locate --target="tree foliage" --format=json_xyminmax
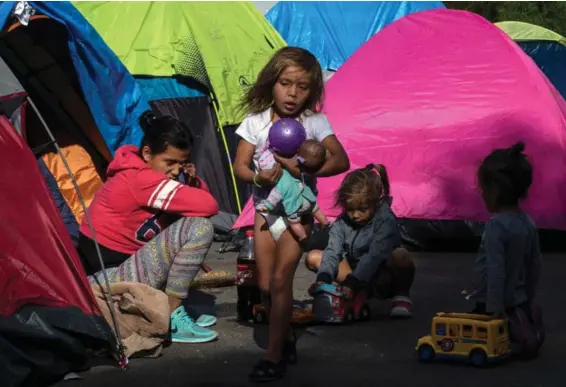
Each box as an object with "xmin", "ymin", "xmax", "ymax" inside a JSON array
[{"xmin": 444, "ymin": 1, "xmax": 566, "ymax": 36}]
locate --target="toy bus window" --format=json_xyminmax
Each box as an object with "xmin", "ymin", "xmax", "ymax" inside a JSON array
[
  {"xmin": 462, "ymin": 325, "xmax": 473, "ymax": 338},
  {"xmin": 476, "ymin": 326, "xmax": 488, "ymax": 339},
  {"xmin": 435, "ymin": 323, "xmax": 446, "ymax": 336},
  {"xmin": 449, "ymin": 324, "xmax": 459, "ymax": 337},
  {"xmin": 498, "ymin": 325, "xmax": 506, "ymax": 336}
]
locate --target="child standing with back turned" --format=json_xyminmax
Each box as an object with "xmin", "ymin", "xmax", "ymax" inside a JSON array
[
  {"xmin": 233, "ymin": 46, "xmax": 350, "ymax": 382},
  {"xmin": 470, "ymin": 141, "xmax": 543, "ymax": 356}
]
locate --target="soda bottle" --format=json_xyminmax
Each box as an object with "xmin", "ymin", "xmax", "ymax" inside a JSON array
[{"xmin": 236, "ymin": 230, "xmax": 262, "ymax": 321}]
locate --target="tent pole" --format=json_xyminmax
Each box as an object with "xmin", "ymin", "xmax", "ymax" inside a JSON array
[
  {"xmin": 26, "ymin": 96, "xmax": 127, "ymax": 367},
  {"xmin": 209, "ymin": 93, "xmax": 242, "ymax": 213}
]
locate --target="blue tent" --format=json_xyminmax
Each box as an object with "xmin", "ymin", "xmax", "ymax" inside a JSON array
[
  {"xmin": 266, "ymin": 1, "xmax": 445, "ymax": 71},
  {"xmin": 0, "ymin": 1, "xmax": 149, "ymax": 153},
  {"xmin": 497, "ymin": 21, "xmax": 566, "ymax": 101}
]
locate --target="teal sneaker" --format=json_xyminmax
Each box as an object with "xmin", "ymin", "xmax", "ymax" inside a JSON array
[
  {"xmin": 195, "ymin": 314, "xmax": 217, "ymax": 328},
  {"xmin": 170, "ymin": 307, "xmax": 218, "ymax": 343}
]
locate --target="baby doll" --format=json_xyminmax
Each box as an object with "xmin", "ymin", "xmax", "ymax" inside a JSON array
[{"xmin": 256, "ymin": 139, "xmax": 329, "ymax": 242}]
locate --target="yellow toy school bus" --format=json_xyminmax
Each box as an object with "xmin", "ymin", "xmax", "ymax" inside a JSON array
[{"xmin": 416, "ymin": 312, "xmax": 510, "ymax": 366}]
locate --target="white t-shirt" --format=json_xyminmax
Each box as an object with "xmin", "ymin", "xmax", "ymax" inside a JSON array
[{"xmin": 235, "ymin": 108, "xmax": 335, "ymax": 203}]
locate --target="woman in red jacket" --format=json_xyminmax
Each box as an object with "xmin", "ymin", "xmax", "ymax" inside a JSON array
[{"xmin": 78, "ymin": 112, "xmax": 220, "ymax": 344}]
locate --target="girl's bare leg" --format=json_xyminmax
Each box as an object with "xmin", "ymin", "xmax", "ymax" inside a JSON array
[
  {"xmin": 254, "ymin": 213, "xmax": 277, "ymax": 306},
  {"xmin": 305, "ymin": 250, "xmax": 352, "ymax": 282},
  {"xmin": 265, "ymin": 218, "xmax": 312, "ymax": 363}
]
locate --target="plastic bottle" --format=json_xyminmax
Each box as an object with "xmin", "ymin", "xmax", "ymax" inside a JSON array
[{"xmin": 236, "ymin": 230, "xmax": 261, "ymax": 321}]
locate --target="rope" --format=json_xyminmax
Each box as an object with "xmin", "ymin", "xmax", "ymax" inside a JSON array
[{"xmin": 27, "ymin": 96, "xmax": 127, "ymax": 365}]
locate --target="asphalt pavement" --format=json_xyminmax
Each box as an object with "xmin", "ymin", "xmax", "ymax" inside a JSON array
[{"xmin": 54, "ymin": 244, "xmax": 564, "ymax": 387}]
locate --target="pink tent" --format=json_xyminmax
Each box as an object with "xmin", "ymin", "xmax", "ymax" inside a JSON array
[{"xmin": 233, "ymin": 9, "xmax": 566, "ymax": 231}]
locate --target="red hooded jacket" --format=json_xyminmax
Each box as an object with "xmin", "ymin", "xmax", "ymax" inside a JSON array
[{"xmin": 79, "ymin": 145, "xmax": 218, "ymax": 256}]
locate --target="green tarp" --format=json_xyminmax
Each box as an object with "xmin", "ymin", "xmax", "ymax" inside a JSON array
[{"xmin": 74, "ymin": 1, "xmax": 286, "ymax": 126}]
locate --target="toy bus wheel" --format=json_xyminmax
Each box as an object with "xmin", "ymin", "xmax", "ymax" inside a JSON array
[
  {"xmin": 254, "ymin": 310, "xmax": 268, "ymax": 324},
  {"xmin": 344, "ymin": 308, "xmax": 355, "ymax": 324},
  {"xmin": 418, "ymin": 344, "xmax": 435, "ymax": 362},
  {"xmin": 440, "ymin": 338, "xmax": 454, "ymax": 352},
  {"xmin": 469, "ymin": 349, "xmax": 487, "ymax": 367},
  {"xmin": 359, "ymin": 304, "xmax": 371, "ymax": 322}
]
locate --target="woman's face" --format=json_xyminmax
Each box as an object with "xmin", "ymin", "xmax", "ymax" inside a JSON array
[
  {"xmin": 272, "ymin": 65, "xmax": 311, "ymax": 117},
  {"xmin": 142, "ymin": 145, "xmax": 191, "ymax": 180}
]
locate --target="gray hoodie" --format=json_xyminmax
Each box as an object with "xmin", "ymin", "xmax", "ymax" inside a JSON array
[{"xmin": 316, "ymin": 201, "xmax": 401, "ymax": 290}]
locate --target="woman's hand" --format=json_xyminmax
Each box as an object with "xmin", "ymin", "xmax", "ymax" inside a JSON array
[
  {"xmin": 184, "ymin": 163, "xmax": 197, "ymax": 179},
  {"xmin": 256, "ymin": 163, "xmax": 282, "ymax": 186},
  {"xmin": 183, "ymin": 163, "xmax": 201, "ymax": 188}
]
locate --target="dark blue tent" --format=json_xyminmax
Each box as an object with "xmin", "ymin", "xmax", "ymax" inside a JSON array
[
  {"xmin": 0, "ymin": 1, "xmax": 149, "ymax": 153},
  {"xmin": 266, "ymin": 1, "xmax": 445, "ymax": 71},
  {"xmin": 497, "ymin": 21, "xmax": 566, "ymax": 100}
]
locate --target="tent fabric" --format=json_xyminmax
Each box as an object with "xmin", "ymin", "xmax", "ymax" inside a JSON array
[
  {"xmin": 37, "ymin": 157, "xmax": 80, "ymax": 245},
  {"xmin": 0, "ymin": 115, "xmax": 113, "ymax": 385},
  {"xmin": 74, "ymin": 1, "xmax": 286, "ymax": 127},
  {"xmin": 265, "ymin": 1, "xmax": 445, "ymax": 71},
  {"xmin": 0, "ymin": 1, "xmax": 150, "ymax": 154},
  {"xmin": 234, "ymin": 9, "xmax": 566, "ymax": 231},
  {"xmin": 496, "ymin": 21, "xmax": 566, "ymax": 45},
  {"xmin": 137, "ymin": 77, "xmax": 205, "ymax": 101},
  {"xmin": 41, "ymin": 144, "xmax": 104, "ymax": 225},
  {"xmin": 0, "ymin": 114, "xmax": 110, "ymax": 316},
  {"xmin": 497, "ymin": 21, "xmax": 566, "ymax": 100},
  {"xmin": 149, "ymin": 96, "xmax": 239, "ymax": 213}
]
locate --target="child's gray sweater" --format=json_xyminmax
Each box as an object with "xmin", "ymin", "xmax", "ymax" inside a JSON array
[
  {"xmin": 473, "ymin": 211, "xmax": 541, "ymax": 313},
  {"xmin": 316, "ymin": 202, "xmax": 401, "ymax": 291}
]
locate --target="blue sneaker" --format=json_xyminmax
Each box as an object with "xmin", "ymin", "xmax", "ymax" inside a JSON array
[
  {"xmin": 195, "ymin": 314, "xmax": 217, "ymax": 328},
  {"xmin": 170, "ymin": 307, "xmax": 218, "ymax": 343}
]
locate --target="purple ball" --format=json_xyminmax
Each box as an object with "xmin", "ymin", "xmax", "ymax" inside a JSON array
[{"xmin": 268, "ymin": 118, "xmax": 307, "ymax": 157}]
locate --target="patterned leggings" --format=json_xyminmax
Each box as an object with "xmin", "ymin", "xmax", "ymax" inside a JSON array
[{"xmin": 89, "ymin": 217, "xmax": 214, "ymax": 299}]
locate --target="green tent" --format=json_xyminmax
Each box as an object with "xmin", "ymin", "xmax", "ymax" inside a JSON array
[
  {"xmin": 496, "ymin": 21, "xmax": 566, "ymax": 100},
  {"xmin": 496, "ymin": 21, "xmax": 566, "ymax": 45},
  {"xmin": 75, "ymin": 1, "xmax": 286, "ymax": 214}
]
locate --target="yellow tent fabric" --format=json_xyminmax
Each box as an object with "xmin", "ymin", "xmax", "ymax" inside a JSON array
[
  {"xmin": 74, "ymin": 1, "xmax": 287, "ymax": 126},
  {"xmin": 496, "ymin": 21, "xmax": 566, "ymax": 46}
]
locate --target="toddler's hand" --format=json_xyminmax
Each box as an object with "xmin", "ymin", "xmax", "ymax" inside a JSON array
[
  {"xmin": 340, "ymin": 286, "xmax": 354, "ymax": 300},
  {"xmin": 308, "ymin": 281, "xmax": 326, "ymax": 296}
]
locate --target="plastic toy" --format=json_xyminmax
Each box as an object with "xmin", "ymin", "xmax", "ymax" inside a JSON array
[
  {"xmin": 416, "ymin": 312, "xmax": 510, "ymax": 367},
  {"xmin": 312, "ymin": 283, "xmax": 371, "ymax": 324},
  {"xmin": 268, "ymin": 118, "xmax": 307, "ymax": 157}
]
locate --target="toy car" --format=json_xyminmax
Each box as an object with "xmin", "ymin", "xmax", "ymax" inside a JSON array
[
  {"xmin": 415, "ymin": 312, "xmax": 510, "ymax": 367},
  {"xmin": 312, "ymin": 283, "xmax": 371, "ymax": 324}
]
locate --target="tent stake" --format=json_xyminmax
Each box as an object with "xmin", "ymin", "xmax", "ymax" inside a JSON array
[{"xmin": 26, "ymin": 96, "xmax": 127, "ymax": 367}]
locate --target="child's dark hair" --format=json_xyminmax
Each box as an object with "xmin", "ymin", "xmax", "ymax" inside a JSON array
[
  {"xmin": 239, "ymin": 47, "xmax": 324, "ymax": 115},
  {"xmin": 335, "ymin": 164, "xmax": 390, "ymax": 209},
  {"xmin": 139, "ymin": 111, "xmax": 194, "ymax": 154},
  {"xmin": 477, "ymin": 141, "xmax": 532, "ymax": 207}
]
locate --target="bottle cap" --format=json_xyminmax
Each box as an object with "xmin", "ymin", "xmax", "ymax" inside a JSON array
[{"xmin": 246, "ymin": 230, "xmax": 254, "ymax": 237}]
